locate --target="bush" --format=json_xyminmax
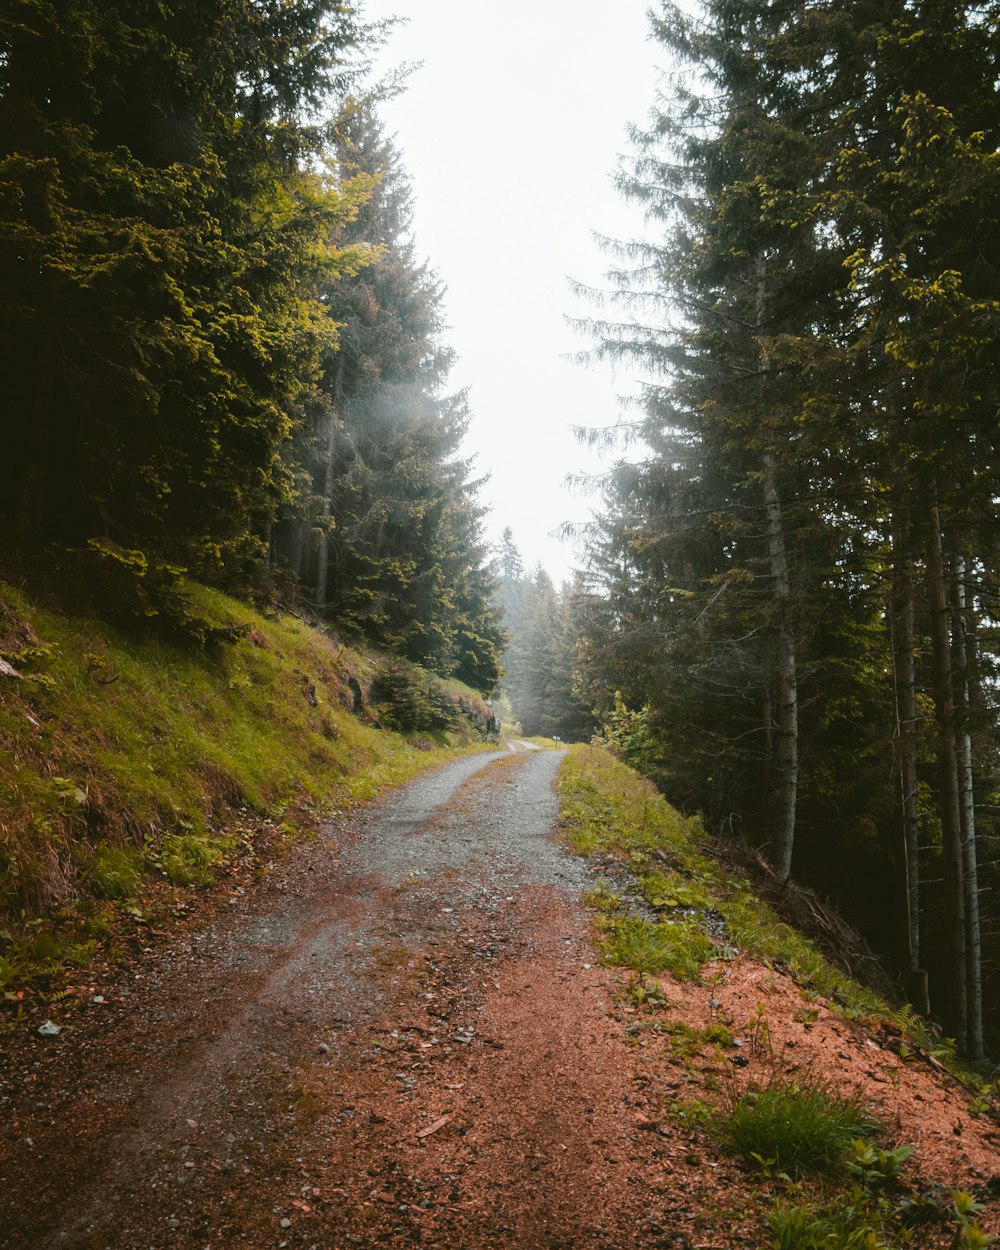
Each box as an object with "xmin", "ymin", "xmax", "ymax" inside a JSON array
[
  {"xmin": 157, "ymin": 832, "xmax": 228, "ymax": 888},
  {"xmin": 594, "ymin": 692, "xmax": 659, "ymax": 776},
  {"xmin": 90, "ymin": 843, "xmax": 143, "ymax": 900},
  {"xmin": 370, "ymin": 660, "xmax": 456, "ymax": 735}
]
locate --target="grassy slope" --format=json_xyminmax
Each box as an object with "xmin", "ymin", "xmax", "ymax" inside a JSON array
[
  {"xmin": 0, "ymin": 578, "xmax": 491, "ymax": 987},
  {"xmin": 557, "ymin": 744, "xmax": 999, "ymax": 1249},
  {"xmin": 558, "ymin": 744, "xmax": 895, "ymax": 1019}
]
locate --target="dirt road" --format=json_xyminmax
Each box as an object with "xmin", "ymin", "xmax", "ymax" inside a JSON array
[{"xmin": 2, "ymin": 749, "xmax": 679, "ymax": 1250}]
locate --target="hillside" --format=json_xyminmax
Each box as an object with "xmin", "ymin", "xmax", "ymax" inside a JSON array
[
  {"xmin": 0, "ymin": 570, "xmax": 495, "ymax": 996},
  {"xmin": 558, "ymin": 746, "xmax": 1000, "ymax": 1248}
]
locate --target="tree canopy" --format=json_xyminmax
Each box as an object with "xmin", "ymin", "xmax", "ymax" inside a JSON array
[
  {"xmin": 575, "ymin": 0, "xmax": 1000, "ymax": 1057},
  {"xmin": 0, "ymin": 0, "xmax": 503, "ymax": 691}
]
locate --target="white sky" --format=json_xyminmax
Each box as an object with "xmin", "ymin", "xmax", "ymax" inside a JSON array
[{"xmin": 360, "ymin": 1, "xmax": 663, "ymax": 584}]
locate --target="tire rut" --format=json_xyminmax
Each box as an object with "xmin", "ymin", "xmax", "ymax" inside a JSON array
[{"xmin": 1, "ymin": 745, "xmax": 632, "ymax": 1245}]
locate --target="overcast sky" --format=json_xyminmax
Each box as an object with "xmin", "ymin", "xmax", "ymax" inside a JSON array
[{"xmin": 360, "ymin": 1, "xmax": 663, "ymax": 584}]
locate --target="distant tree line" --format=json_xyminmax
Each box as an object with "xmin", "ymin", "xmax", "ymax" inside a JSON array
[
  {"xmin": 492, "ymin": 528, "xmax": 591, "ymax": 742},
  {"xmin": 573, "ymin": 0, "xmax": 1000, "ymax": 1059},
  {"xmin": 0, "ymin": 1, "xmax": 504, "ymax": 690}
]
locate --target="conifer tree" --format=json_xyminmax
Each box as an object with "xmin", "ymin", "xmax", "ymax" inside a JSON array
[
  {"xmin": 579, "ymin": 0, "xmax": 1000, "ymax": 1054},
  {"xmin": 273, "ymin": 100, "xmax": 505, "ymax": 690},
  {"xmin": 0, "ymin": 0, "xmax": 376, "ymax": 577}
]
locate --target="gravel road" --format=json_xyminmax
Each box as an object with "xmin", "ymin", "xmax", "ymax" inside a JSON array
[{"xmin": 1, "ymin": 748, "xmax": 677, "ymax": 1250}]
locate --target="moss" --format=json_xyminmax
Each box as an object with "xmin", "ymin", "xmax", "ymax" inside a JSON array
[
  {"xmin": 557, "ymin": 744, "xmax": 894, "ymax": 1023},
  {"xmin": 0, "ymin": 576, "xmax": 493, "ymax": 980}
]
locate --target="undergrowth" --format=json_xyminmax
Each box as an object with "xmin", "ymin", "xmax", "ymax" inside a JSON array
[
  {"xmin": 558, "ymin": 745, "xmax": 949, "ymax": 1043},
  {"xmin": 717, "ymin": 1075, "xmax": 880, "ymax": 1178},
  {"xmin": 557, "ymin": 744, "xmax": 999, "ymax": 1249}
]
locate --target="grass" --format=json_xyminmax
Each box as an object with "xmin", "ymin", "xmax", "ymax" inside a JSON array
[
  {"xmin": 558, "ymin": 744, "xmax": 895, "ymax": 1020},
  {"xmin": 717, "ymin": 1075, "xmax": 880, "ymax": 1178},
  {"xmin": 0, "ymin": 576, "xmax": 494, "ymax": 991},
  {"xmin": 601, "ymin": 912, "xmax": 712, "ymax": 981},
  {"xmin": 555, "ymin": 744, "xmax": 999, "ymax": 1248},
  {"xmin": 557, "ymin": 746, "xmax": 999, "ymax": 1104}
]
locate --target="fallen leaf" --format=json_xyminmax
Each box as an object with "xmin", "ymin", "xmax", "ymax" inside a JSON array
[
  {"xmin": 416, "ymin": 1113, "xmax": 455, "ymax": 1139},
  {"xmin": 291, "ymin": 1200, "xmax": 312, "ymax": 1213}
]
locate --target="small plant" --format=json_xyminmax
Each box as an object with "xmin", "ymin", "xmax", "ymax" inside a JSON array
[
  {"xmin": 746, "ymin": 1003, "xmax": 775, "ymax": 1064},
  {"xmin": 626, "ymin": 975, "xmax": 670, "ymax": 1010},
  {"xmin": 641, "ymin": 868, "xmax": 712, "ymax": 913},
  {"xmin": 155, "ymin": 831, "xmax": 229, "ymax": 887},
  {"xmin": 951, "ymin": 1190, "xmax": 998, "ymax": 1250},
  {"xmin": 668, "ymin": 1097, "xmax": 714, "ymax": 1130},
  {"xmin": 89, "ymin": 843, "xmax": 144, "ymax": 900},
  {"xmin": 704, "ymin": 1021, "xmax": 735, "ymax": 1047},
  {"xmin": 848, "ymin": 1139, "xmax": 915, "ymax": 1186},
  {"xmin": 602, "ymin": 913, "xmax": 711, "ymax": 981},
  {"xmin": 769, "ymin": 1195, "xmax": 889, "ymax": 1250},
  {"xmin": 717, "ymin": 1073, "xmax": 880, "ymax": 1178}
]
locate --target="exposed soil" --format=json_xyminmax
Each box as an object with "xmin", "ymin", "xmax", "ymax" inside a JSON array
[{"xmin": 2, "ymin": 748, "xmax": 997, "ymax": 1250}]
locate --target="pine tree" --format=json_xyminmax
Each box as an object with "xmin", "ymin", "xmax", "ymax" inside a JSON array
[
  {"xmin": 0, "ymin": 0, "xmax": 375, "ymax": 576},
  {"xmin": 273, "ymin": 100, "xmax": 505, "ymax": 690},
  {"xmin": 578, "ymin": 0, "xmax": 1000, "ymax": 1053}
]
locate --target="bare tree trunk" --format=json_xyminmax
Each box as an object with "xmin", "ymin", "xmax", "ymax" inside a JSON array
[
  {"xmin": 889, "ymin": 507, "xmax": 929, "ymax": 1015},
  {"xmin": 314, "ymin": 356, "xmax": 346, "ymax": 615},
  {"xmin": 762, "ymin": 451, "xmax": 797, "ymax": 882},
  {"xmin": 314, "ymin": 405, "xmax": 337, "ymax": 614},
  {"xmin": 950, "ymin": 553, "xmax": 983, "ymax": 1060},
  {"xmin": 754, "ymin": 263, "xmax": 798, "ymax": 882},
  {"xmin": 926, "ymin": 505, "xmax": 968, "ymax": 1050}
]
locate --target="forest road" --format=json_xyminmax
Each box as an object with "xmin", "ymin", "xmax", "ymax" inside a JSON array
[{"xmin": 2, "ymin": 749, "xmax": 682, "ymax": 1250}]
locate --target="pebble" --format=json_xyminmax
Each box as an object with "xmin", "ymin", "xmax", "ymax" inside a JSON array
[{"xmin": 280, "ymin": 1218, "xmax": 292, "ymax": 1229}]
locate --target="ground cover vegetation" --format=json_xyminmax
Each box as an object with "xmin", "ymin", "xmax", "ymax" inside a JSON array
[
  {"xmin": 551, "ymin": 0, "xmax": 1000, "ymax": 1061},
  {"xmin": 0, "ymin": 571, "xmax": 495, "ymax": 1000},
  {"xmin": 558, "ymin": 743, "xmax": 1000, "ymax": 1249}
]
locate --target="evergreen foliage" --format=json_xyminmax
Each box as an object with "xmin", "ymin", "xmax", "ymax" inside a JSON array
[
  {"xmin": 493, "ymin": 531, "xmax": 592, "ymax": 740},
  {"xmin": 271, "ymin": 103, "xmax": 505, "ymax": 690},
  {"xmin": 0, "ymin": 2, "xmax": 503, "ymax": 689},
  {"xmin": 576, "ymin": 0, "xmax": 1000, "ymax": 1058}
]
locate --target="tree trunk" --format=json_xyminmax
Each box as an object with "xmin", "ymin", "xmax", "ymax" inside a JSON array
[
  {"xmin": 762, "ymin": 451, "xmax": 798, "ymax": 882},
  {"xmin": 314, "ymin": 405, "xmax": 337, "ymax": 614},
  {"xmin": 925, "ymin": 505, "xmax": 968, "ymax": 1050},
  {"xmin": 888, "ymin": 507, "xmax": 929, "ymax": 1015},
  {"xmin": 949, "ymin": 552, "xmax": 983, "ymax": 1060},
  {"xmin": 314, "ymin": 356, "xmax": 346, "ymax": 615},
  {"xmin": 754, "ymin": 262, "xmax": 798, "ymax": 882}
]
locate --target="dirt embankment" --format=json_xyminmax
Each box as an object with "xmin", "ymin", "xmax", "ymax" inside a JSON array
[{"xmin": 2, "ymin": 748, "xmax": 997, "ymax": 1250}]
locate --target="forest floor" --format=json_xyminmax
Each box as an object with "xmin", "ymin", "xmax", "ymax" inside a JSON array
[{"xmin": 2, "ymin": 746, "xmax": 998, "ymax": 1250}]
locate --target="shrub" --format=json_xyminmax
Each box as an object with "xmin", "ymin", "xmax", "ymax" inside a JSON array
[
  {"xmin": 90, "ymin": 843, "xmax": 143, "ymax": 900},
  {"xmin": 157, "ymin": 832, "xmax": 228, "ymax": 888},
  {"xmin": 370, "ymin": 660, "xmax": 456, "ymax": 735}
]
